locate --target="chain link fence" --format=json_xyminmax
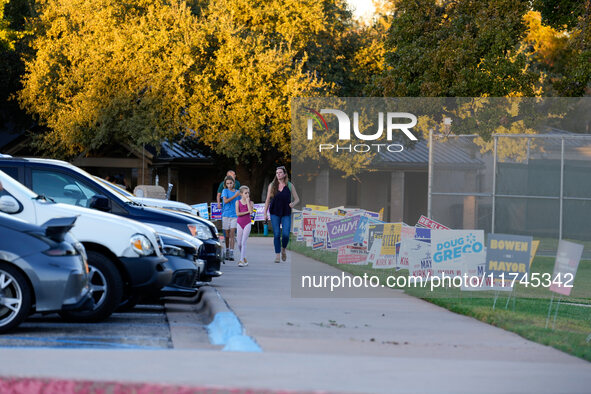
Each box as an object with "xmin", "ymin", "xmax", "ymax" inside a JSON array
[{"xmin": 429, "ymin": 133, "xmax": 591, "ymax": 259}]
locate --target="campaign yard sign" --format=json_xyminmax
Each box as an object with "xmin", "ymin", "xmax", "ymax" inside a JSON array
[
  {"xmin": 406, "ymin": 228, "xmax": 432, "ymax": 280},
  {"xmin": 297, "ymin": 230, "xmax": 304, "ymax": 242},
  {"xmin": 337, "ymin": 209, "xmax": 348, "ymax": 216},
  {"xmin": 345, "ymin": 209, "xmax": 366, "ymax": 217},
  {"xmin": 252, "ymin": 203, "xmax": 266, "ymax": 221},
  {"xmin": 381, "ymin": 223, "xmax": 402, "ymax": 256},
  {"xmin": 313, "ymin": 239, "xmax": 325, "ymax": 250},
  {"xmin": 366, "ymin": 237, "xmax": 395, "ymax": 269},
  {"xmin": 366, "ymin": 237, "xmax": 382, "ymax": 265},
  {"xmin": 193, "ymin": 203, "xmax": 209, "ymax": 220},
  {"xmin": 549, "ymin": 240, "xmax": 584, "ymax": 296},
  {"xmin": 302, "ymin": 213, "xmax": 316, "ymax": 240},
  {"xmin": 314, "ymin": 213, "xmax": 337, "ymax": 249},
  {"xmin": 364, "ymin": 210, "xmax": 380, "ymax": 220},
  {"xmin": 460, "ymin": 256, "xmax": 487, "ymax": 291},
  {"xmin": 249, "ymin": 207, "xmax": 256, "ymax": 225},
  {"xmin": 397, "ymin": 225, "xmax": 416, "ymax": 270},
  {"xmin": 368, "ymin": 223, "xmax": 384, "ymax": 252},
  {"xmin": 210, "ymin": 202, "xmax": 222, "ymax": 220},
  {"xmin": 353, "ymin": 216, "xmax": 369, "ymax": 247},
  {"xmin": 337, "ymin": 245, "xmax": 368, "ymax": 265},
  {"xmin": 415, "ymin": 227, "xmax": 431, "ymax": 242},
  {"xmin": 485, "ymin": 234, "xmax": 532, "ymax": 280},
  {"xmin": 292, "ymin": 211, "xmax": 303, "ymax": 235},
  {"xmin": 431, "ymin": 230, "xmax": 485, "ymax": 277},
  {"xmin": 326, "ymin": 215, "xmax": 361, "ymax": 248},
  {"xmin": 480, "ymin": 239, "xmax": 541, "ymax": 292},
  {"xmin": 305, "ymin": 204, "xmax": 329, "ymax": 211},
  {"xmin": 407, "ymin": 239, "xmax": 432, "ymax": 280},
  {"xmin": 416, "ymin": 215, "xmax": 450, "ymax": 230}
]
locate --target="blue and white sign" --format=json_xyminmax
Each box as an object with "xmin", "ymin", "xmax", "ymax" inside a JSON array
[
  {"xmin": 192, "ymin": 203, "xmax": 209, "ymax": 220},
  {"xmin": 431, "ymin": 230, "xmax": 485, "ymax": 277}
]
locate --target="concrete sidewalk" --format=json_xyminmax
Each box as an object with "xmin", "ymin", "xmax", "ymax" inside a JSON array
[
  {"xmin": 210, "ymin": 237, "xmax": 591, "ymax": 389},
  {"xmin": 1, "ymin": 237, "xmax": 590, "ymax": 393}
]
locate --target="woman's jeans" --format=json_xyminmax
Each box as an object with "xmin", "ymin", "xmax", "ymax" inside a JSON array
[{"xmin": 270, "ymin": 214, "xmax": 291, "ymax": 253}]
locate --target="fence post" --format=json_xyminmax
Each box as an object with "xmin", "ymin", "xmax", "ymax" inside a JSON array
[
  {"xmin": 559, "ymin": 137, "xmax": 564, "ymax": 241},
  {"xmin": 492, "ymin": 136, "xmax": 497, "ymax": 234},
  {"xmin": 428, "ymin": 129, "xmax": 433, "ymax": 218}
]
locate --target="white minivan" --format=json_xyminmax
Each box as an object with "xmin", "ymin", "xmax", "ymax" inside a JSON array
[{"xmin": 0, "ymin": 170, "xmax": 171, "ymax": 322}]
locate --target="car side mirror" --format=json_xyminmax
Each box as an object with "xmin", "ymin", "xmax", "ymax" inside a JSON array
[
  {"xmin": 89, "ymin": 195, "xmax": 111, "ymax": 212},
  {"xmin": 0, "ymin": 195, "xmax": 21, "ymax": 214},
  {"xmin": 63, "ymin": 184, "xmax": 83, "ymax": 200}
]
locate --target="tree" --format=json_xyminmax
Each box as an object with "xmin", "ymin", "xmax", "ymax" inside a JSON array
[
  {"xmin": 185, "ymin": 0, "xmax": 329, "ymax": 162},
  {"xmin": 0, "ymin": 0, "xmax": 20, "ymax": 51},
  {"xmin": 543, "ymin": 0, "xmax": 591, "ymax": 96},
  {"xmin": 378, "ymin": 0, "xmax": 540, "ymax": 97},
  {"xmin": 344, "ymin": 0, "xmax": 395, "ymax": 96},
  {"xmin": 0, "ymin": 0, "xmax": 28, "ymax": 128},
  {"xmin": 184, "ymin": 0, "xmax": 355, "ymax": 194},
  {"xmin": 19, "ymin": 0, "xmax": 204, "ymax": 156},
  {"xmin": 19, "ymin": 0, "xmax": 361, "ymax": 195}
]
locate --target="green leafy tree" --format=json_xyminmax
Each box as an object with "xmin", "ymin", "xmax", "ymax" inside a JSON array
[
  {"xmin": 1, "ymin": 0, "xmax": 25, "ymax": 114},
  {"xmin": 545, "ymin": 0, "xmax": 591, "ymax": 96},
  {"xmin": 378, "ymin": 0, "xmax": 540, "ymax": 97}
]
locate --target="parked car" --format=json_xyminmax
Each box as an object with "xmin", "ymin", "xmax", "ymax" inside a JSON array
[
  {"xmin": 0, "ymin": 157, "xmax": 222, "ymax": 282},
  {"xmin": 0, "ymin": 171, "xmax": 171, "ymax": 322},
  {"xmin": 0, "ymin": 213, "xmax": 93, "ymax": 333},
  {"xmin": 143, "ymin": 223, "xmax": 207, "ymax": 299},
  {"xmin": 94, "ymin": 177, "xmax": 198, "ymax": 215},
  {"xmin": 157, "ymin": 237, "xmax": 203, "ymax": 299}
]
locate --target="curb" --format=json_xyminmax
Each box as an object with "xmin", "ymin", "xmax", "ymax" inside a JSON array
[{"xmin": 197, "ymin": 286, "xmax": 262, "ymax": 352}]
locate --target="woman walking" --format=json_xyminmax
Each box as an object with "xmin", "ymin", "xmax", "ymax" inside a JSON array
[
  {"xmin": 264, "ymin": 166, "xmax": 300, "ymax": 263},
  {"xmin": 235, "ymin": 186, "xmax": 254, "ymax": 267}
]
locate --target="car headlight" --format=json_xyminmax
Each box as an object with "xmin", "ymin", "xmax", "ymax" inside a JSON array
[
  {"xmin": 163, "ymin": 245, "xmax": 186, "ymax": 257},
  {"xmin": 130, "ymin": 234, "xmax": 154, "ymax": 256},
  {"xmin": 187, "ymin": 222, "xmax": 212, "ymax": 239}
]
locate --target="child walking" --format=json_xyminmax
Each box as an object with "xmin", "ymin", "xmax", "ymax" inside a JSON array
[
  {"xmin": 235, "ymin": 185, "xmax": 254, "ymax": 267},
  {"xmin": 221, "ymin": 176, "xmax": 239, "ymax": 261}
]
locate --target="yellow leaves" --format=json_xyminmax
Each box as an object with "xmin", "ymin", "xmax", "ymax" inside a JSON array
[
  {"xmin": 183, "ymin": 0, "xmax": 336, "ymax": 162},
  {"xmin": 18, "ymin": 0, "xmax": 344, "ymax": 163},
  {"xmin": 19, "ymin": 0, "xmax": 205, "ymax": 156},
  {"xmin": 474, "ymin": 122, "xmax": 539, "ymax": 163},
  {"xmin": 522, "ymin": 10, "xmax": 569, "ymax": 68}
]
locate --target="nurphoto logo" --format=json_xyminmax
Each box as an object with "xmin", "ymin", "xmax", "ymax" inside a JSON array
[{"xmin": 304, "ymin": 107, "xmax": 418, "ymax": 153}]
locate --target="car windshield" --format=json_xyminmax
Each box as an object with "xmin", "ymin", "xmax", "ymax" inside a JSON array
[
  {"xmin": 0, "ymin": 170, "xmax": 41, "ymax": 200},
  {"xmin": 56, "ymin": 164, "xmax": 133, "ymax": 204}
]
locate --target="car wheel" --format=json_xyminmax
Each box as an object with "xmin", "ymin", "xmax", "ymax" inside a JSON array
[
  {"xmin": 60, "ymin": 251, "xmax": 123, "ymax": 322},
  {"xmin": 0, "ymin": 263, "xmax": 32, "ymax": 334}
]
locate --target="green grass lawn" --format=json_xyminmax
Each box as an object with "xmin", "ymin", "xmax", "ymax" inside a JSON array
[{"xmin": 288, "ymin": 239, "xmax": 591, "ymax": 362}]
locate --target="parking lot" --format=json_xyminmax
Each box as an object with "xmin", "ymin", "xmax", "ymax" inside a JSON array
[{"xmin": 0, "ymin": 300, "xmax": 213, "ymax": 350}]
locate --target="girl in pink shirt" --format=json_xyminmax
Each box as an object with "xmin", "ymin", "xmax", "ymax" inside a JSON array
[{"xmin": 235, "ymin": 186, "xmax": 254, "ymax": 267}]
